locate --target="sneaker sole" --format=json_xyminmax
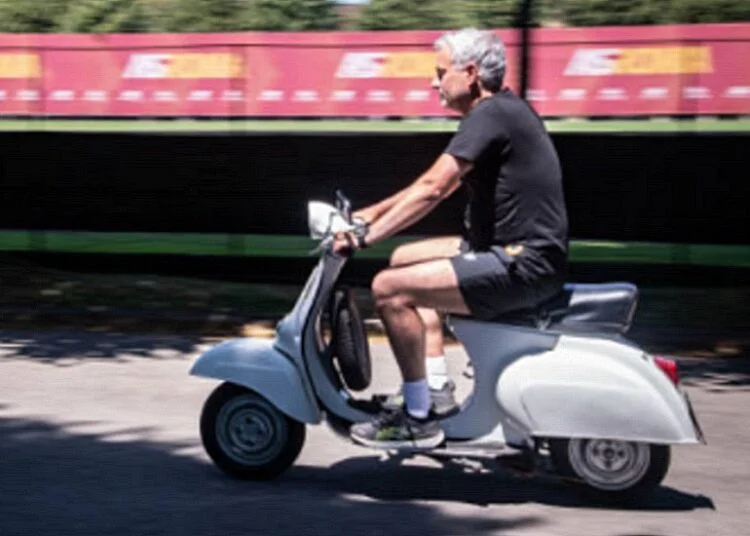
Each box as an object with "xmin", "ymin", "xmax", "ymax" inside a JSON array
[
  {"xmin": 432, "ymin": 405, "xmax": 460, "ymax": 420},
  {"xmin": 350, "ymin": 430, "xmax": 446, "ymax": 450}
]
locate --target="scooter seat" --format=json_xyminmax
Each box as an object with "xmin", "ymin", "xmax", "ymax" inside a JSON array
[{"xmin": 491, "ymin": 282, "xmax": 639, "ymax": 335}]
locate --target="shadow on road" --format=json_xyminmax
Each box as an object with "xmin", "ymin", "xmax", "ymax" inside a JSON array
[
  {"xmin": 0, "ymin": 330, "xmax": 206, "ymax": 364},
  {"xmin": 289, "ymin": 456, "xmax": 715, "ymax": 512},
  {"xmin": 0, "ymin": 414, "xmax": 541, "ymax": 536},
  {"xmin": 0, "ymin": 413, "xmax": 715, "ymax": 536}
]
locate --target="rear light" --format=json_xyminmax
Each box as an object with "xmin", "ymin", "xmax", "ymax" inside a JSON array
[{"xmin": 654, "ymin": 355, "xmax": 680, "ymax": 385}]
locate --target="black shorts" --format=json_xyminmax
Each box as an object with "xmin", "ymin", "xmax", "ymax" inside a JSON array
[{"xmin": 449, "ymin": 240, "xmax": 564, "ymax": 321}]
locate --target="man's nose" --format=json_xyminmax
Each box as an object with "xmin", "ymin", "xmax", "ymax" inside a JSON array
[{"xmin": 431, "ymin": 76, "xmax": 439, "ymax": 89}]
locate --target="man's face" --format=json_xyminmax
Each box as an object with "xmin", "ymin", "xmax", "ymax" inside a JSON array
[{"xmin": 431, "ymin": 46, "xmax": 475, "ymax": 113}]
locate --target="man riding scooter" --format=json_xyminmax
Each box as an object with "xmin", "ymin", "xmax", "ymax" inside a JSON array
[{"xmin": 332, "ymin": 27, "xmax": 569, "ymax": 450}]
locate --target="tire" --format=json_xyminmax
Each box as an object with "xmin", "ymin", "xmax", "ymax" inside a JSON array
[
  {"xmin": 331, "ymin": 287, "xmax": 371, "ymax": 391},
  {"xmin": 549, "ymin": 438, "xmax": 670, "ymax": 503},
  {"xmin": 200, "ymin": 382, "xmax": 305, "ymax": 480}
]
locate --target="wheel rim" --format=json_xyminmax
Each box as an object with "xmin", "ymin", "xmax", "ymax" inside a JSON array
[
  {"xmin": 216, "ymin": 394, "xmax": 288, "ymax": 466},
  {"xmin": 567, "ymin": 438, "xmax": 651, "ymax": 491}
]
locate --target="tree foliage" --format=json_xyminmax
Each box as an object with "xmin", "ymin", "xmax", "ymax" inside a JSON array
[
  {"xmin": 562, "ymin": 0, "xmax": 666, "ymax": 27},
  {"xmin": 554, "ymin": 0, "xmax": 750, "ymax": 26},
  {"xmin": 59, "ymin": 0, "xmax": 149, "ymax": 33},
  {"xmin": 244, "ymin": 0, "xmax": 339, "ymax": 31},
  {"xmin": 461, "ymin": 0, "xmax": 521, "ymax": 28},
  {"xmin": 0, "ymin": 0, "xmax": 748, "ymax": 33},
  {"xmin": 356, "ymin": 0, "xmax": 469, "ymax": 30},
  {"xmin": 163, "ymin": 0, "xmax": 249, "ymax": 32},
  {"xmin": 669, "ymin": 0, "xmax": 750, "ymax": 23},
  {"xmin": 0, "ymin": 0, "xmax": 72, "ymax": 33}
]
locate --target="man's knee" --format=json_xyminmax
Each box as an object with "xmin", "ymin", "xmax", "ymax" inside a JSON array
[{"xmin": 371, "ymin": 270, "xmax": 411, "ymax": 309}]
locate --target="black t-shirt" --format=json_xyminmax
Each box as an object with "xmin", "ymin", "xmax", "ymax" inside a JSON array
[{"xmin": 445, "ymin": 88, "xmax": 569, "ymax": 273}]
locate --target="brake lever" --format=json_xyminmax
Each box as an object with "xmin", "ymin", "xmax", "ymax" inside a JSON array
[{"xmin": 309, "ymin": 236, "xmax": 333, "ymax": 256}]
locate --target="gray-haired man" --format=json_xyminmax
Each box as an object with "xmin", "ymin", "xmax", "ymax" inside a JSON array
[{"xmin": 333, "ymin": 28, "xmax": 569, "ymax": 449}]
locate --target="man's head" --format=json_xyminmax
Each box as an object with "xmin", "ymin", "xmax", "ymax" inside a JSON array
[{"xmin": 432, "ymin": 28, "xmax": 506, "ymax": 114}]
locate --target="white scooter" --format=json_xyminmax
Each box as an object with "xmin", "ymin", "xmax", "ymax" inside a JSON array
[{"xmin": 190, "ymin": 191, "xmax": 705, "ymax": 502}]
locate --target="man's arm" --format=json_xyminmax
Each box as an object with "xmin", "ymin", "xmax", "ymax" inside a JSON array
[
  {"xmin": 363, "ymin": 153, "xmax": 471, "ymax": 245},
  {"xmin": 352, "ymin": 188, "xmax": 410, "ymax": 225}
]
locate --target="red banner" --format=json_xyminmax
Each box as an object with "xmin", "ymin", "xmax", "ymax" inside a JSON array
[{"xmin": 0, "ymin": 24, "xmax": 748, "ymax": 118}]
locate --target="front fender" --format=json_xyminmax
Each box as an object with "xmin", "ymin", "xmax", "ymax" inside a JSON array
[{"xmin": 190, "ymin": 337, "xmax": 321, "ymax": 424}]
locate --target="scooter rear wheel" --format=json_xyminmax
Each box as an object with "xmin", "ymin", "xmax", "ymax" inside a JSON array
[
  {"xmin": 549, "ymin": 438, "xmax": 670, "ymax": 503},
  {"xmin": 200, "ymin": 382, "xmax": 306, "ymax": 480}
]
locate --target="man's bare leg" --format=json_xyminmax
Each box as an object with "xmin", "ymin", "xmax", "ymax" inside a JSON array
[
  {"xmin": 370, "ymin": 259, "xmax": 470, "ymax": 418},
  {"xmin": 349, "ymin": 258, "xmax": 470, "ymax": 448},
  {"xmin": 389, "ymin": 237, "xmax": 461, "ymax": 388},
  {"xmin": 417, "ymin": 307, "xmax": 450, "ymax": 388}
]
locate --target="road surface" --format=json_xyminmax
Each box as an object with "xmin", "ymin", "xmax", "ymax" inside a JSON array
[{"xmin": 0, "ymin": 330, "xmax": 747, "ymax": 536}]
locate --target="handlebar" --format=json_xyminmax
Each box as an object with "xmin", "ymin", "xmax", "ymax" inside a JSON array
[
  {"xmin": 329, "ymin": 189, "xmax": 369, "ymax": 258},
  {"xmin": 334, "ymin": 189, "xmax": 352, "ymax": 223}
]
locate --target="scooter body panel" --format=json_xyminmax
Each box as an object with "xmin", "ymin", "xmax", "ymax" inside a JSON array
[
  {"xmin": 447, "ymin": 316, "xmax": 701, "ymax": 445},
  {"xmin": 190, "ymin": 337, "xmax": 322, "ymax": 424},
  {"xmin": 442, "ymin": 316, "xmax": 559, "ymax": 445},
  {"xmin": 496, "ymin": 334, "xmax": 702, "ymax": 444}
]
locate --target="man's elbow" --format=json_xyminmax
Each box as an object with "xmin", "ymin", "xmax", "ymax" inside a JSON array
[{"xmin": 417, "ymin": 176, "xmax": 457, "ymax": 203}]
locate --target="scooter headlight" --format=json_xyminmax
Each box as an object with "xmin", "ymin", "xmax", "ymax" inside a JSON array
[{"xmin": 308, "ymin": 201, "xmax": 352, "ymax": 239}]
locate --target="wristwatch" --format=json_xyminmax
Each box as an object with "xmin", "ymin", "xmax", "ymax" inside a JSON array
[
  {"xmin": 356, "ymin": 232, "xmax": 369, "ymax": 249},
  {"xmin": 352, "ymin": 217, "xmax": 369, "ymax": 249}
]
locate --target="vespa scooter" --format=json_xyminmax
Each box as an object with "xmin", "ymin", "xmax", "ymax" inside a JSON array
[{"xmin": 190, "ymin": 191, "xmax": 705, "ymax": 502}]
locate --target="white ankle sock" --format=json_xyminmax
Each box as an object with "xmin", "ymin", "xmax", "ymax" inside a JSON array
[
  {"xmin": 426, "ymin": 355, "xmax": 449, "ymax": 390},
  {"xmin": 403, "ymin": 379, "xmax": 430, "ymax": 419}
]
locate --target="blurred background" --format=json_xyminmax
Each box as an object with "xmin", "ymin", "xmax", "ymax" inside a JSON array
[
  {"xmin": 0, "ymin": 0, "xmax": 747, "ymax": 357},
  {"xmin": 0, "ymin": 0, "xmax": 749, "ymax": 33}
]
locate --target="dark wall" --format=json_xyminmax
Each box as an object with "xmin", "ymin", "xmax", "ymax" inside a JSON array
[{"xmin": 1, "ymin": 131, "xmax": 747, "ymax": 244}]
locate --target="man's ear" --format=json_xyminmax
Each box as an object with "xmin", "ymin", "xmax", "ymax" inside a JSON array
[{"xmin": 465, "ymin": 62, "xmax": 479, "ymax": 85}]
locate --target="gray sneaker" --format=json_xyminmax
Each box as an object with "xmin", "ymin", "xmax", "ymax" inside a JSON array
[
  {"xmin": 350, "ymin": 406, "xmax": 445, "ymax": 449},
  {"xmin": 380, "ymin": 380, "xmax": 459, "ymax": 419}
]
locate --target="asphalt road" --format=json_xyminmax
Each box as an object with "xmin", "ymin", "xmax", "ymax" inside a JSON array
[{"xmin": 0, "ymin": 330, "xmax": 747, "ymax": 536}]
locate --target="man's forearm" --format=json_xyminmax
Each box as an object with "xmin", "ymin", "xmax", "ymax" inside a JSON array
[
  {"xmin": 356, "ymin": 188, "xmax": 410, "ymax": 223},
  {"xmin": 357, "ymin": 153, "xmax": 465, "ymax": 240},
  {"xmin": 366, "ymin": 183, "xmax": 444, "ymax": 244}
]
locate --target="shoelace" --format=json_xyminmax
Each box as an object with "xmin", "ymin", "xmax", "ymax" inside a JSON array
[{"xmin": 371, "ymin": 407, "xmax": 404, "ymax": 428}]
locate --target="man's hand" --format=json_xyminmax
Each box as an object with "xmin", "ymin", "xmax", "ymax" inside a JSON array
[
  {"xmin": 352, "ymin": 210, "xmax": 375, "ymax": 226},
  {"xmin": 332, "ymin": 231, "xmax": 361, "ymax": 256}
]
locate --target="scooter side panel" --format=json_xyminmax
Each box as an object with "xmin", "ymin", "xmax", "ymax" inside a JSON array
[
  {"xmin": 443, "ymin": 317, "xmax": 559, "ymax": 445},
  {"xmin": 497, "ymin": 335, "xmax": 701, "ymax": 444},
  {"xmin": 190, "ymin": 337, "xmax": 322, "ymax": 424}
]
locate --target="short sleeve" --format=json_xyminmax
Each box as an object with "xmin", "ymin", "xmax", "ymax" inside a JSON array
[{"xmin": 444, "ymin": 103, "xmax": 504, "ymax": 163}]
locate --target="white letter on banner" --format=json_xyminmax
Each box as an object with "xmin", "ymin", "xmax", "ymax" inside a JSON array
[
  {"xmin": 122, "ymin": 54, "xmax": 170, "ymax": 79},
  {"xmin": 725, "ymin": 86, "xmax": 750, "ymax": 98},
  {"xmin": 259, "ymin": 90, "xmax": 284, "ymax": 101},
  {"xmin": 405, "ymin": 90, "xmax": 429, "ymax": 102},
  {"xmin": 640, "ymin": 87, "xmax": 668, "ymax": 100},
  {"xmin": 16, "ymin": 90, "xmax": 40, "ymax": 101},
  {"xmin": 50, "ymin": 90, "xmax": 75, "ymax": 101},
  {"xmin": 683, "ymin": 86, "xmax": 711, "ymax": 100},
  {"xmin": 84, "ymin": 90, "xmax": 107, "ymax": 102},
  {"xmin": 564, "ymin": 49, "xmax": 620, "ymax": 76},
  {"xmin": 335, "ymin": 53, "xmax": 387, "ymax": 79},
  {"xmin": 330, "ymin": 90, "xmax": 356, "ymax": 102}
]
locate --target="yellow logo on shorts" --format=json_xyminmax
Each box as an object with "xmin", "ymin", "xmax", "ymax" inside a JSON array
[{"xmin": 504, "ymin": 244, "xmax": 524, "ymax": 256}]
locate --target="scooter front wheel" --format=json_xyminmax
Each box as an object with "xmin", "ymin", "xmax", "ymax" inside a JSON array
[
  {"xmin": 548, "ymin": 438, "xmax": 670, "ymax": 503},
  {"xmin": 200, "ymin": 382, "xmax": 306, "ymax": 480}
]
